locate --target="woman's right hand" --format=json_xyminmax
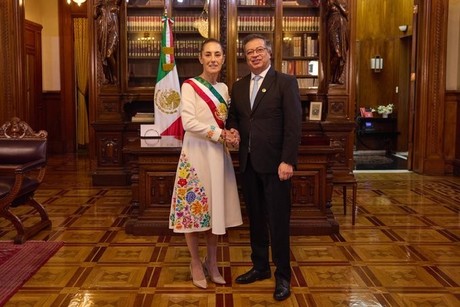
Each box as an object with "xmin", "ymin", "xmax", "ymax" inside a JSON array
[{"xmin": 225, "ymin": 128, "xmax": 240, "ymax": 147}]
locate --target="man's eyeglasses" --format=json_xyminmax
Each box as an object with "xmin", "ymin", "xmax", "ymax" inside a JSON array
[{"xmin": 245, "ymin": 47, "xmax": 267, "ymax": 57}]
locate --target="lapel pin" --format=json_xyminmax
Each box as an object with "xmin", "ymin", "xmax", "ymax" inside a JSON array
[{"xmin": 262, "ymin": 88, "xmax": 266, "ymax": 93}]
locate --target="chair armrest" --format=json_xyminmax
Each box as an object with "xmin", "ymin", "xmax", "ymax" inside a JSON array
[
  {"xmin": 15, "ymin": 159, "xmax": 47, "ymax": 173},
  {"xmin": 0, "ymin": 159, "xmax": 46, "ymax": 174}
]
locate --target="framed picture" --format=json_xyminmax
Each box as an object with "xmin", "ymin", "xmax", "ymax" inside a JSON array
[
  {"xmin": 360, "ymin": 107, "xmax": 374, "ymax": 118},
  {"xmin": 309, "ymin": 101, "xmax": 322, "ymax": 121}
]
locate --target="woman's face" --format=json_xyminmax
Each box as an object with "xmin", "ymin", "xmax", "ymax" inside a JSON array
[{"xmin": 199, "ymin": 41, "xmax": 225, "ymax": 75}]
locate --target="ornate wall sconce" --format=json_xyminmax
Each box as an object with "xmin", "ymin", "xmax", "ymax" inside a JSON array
[{"xmin": 370, "ymin": 56, "xmax": 383, "ymax": 73}]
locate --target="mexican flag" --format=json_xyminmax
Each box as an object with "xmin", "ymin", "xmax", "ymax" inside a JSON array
[{"xmin": 154, "ymin": 13, "xmax": 183, "ymax": 139}]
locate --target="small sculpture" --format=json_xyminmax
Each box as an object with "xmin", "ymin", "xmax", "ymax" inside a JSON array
[
  {"xmin": 326, "ymin": 0, "xmax": 349, "ymax": 85},
  {"xmin": 94, "ymin": 0, "xmax": 121, "ymax": 84}
]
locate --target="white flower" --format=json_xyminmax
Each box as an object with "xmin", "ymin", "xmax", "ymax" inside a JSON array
[{"xmin": 377, "ymin": 104, "xmax": 394, "ymax": 114}]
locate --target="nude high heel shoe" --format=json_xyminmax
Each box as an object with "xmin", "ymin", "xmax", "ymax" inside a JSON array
[
  {"xmin": 190, "ymin": 263, "xmax": 207, "ymax": 289},
  {"xmin": 203, "ymin": 257, "xmax": 226, "ymax": 285}
]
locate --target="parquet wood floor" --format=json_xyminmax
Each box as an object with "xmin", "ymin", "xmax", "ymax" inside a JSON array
[{"xmin": 1, "ymin": 154, "xmax": 459, "ymax": 306}]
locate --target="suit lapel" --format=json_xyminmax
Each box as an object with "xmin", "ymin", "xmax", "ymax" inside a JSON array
[{"xmin": 238, "ymin": 75, "xmax": 252, "ymax": 114}]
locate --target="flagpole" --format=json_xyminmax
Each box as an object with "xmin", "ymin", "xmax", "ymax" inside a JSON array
[{"xmin": 153, "ymin": 5, "xmax": 184, "ymax": 140}]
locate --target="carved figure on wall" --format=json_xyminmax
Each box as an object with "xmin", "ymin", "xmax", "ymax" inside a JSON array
[
  {"xmin": 94, "ymin": 0, "xmax": 121, "ymax": 84},
  {"xmin": 326, "ymin": 0, "xmax": 349, "ymax": 84}
]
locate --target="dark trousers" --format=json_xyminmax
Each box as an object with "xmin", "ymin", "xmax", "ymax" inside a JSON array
[{"xmin": 241, "ymin": 155, "xmax": 292, "ymax": 281}]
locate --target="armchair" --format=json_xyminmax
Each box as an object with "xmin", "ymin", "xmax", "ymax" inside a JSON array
[{"xmin": 0, "ymin": 117, "xmax": 51, "ymax": 243}]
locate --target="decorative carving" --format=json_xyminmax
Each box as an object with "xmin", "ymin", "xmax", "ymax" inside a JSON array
[
  {"xmin": 220, "ymin": 0, "xmax": 227, "ymax": 84},
  {"xmin": 94, "ymin": 0, "xmax": 121, "ymax": 85},
  {"xmin": 0, "ymin": 2, "xmax": 15, "ymax": 117},
  {"xmin": 330, "ymin": 136, "xmax": 347, "ymax": 164},
  {"xmin": 99, "ymin": 138, "xmax": 120, "ymax": 165},
  {"xmin": 326, "ymin": 0, "xmax": 349, "ymax": 85},
  {"xmin": 329, "ymin": 101, "xmax": 345, "ymax": 116},
  {"xmin": 103, "ymin": 101, "xmax": 118, "ymax": 113},
  {"xmin": 0, "ymin": 117, "xmax": 47, "ymax": 139},
  {"xmin": 429, "ymin": 1, "xmax": 443, "ymax": 146}
]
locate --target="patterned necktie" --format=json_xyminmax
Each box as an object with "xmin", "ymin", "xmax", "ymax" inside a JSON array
[{"xmin": 250, "ymin": 75, "xmax": 261, "ymax": 109}]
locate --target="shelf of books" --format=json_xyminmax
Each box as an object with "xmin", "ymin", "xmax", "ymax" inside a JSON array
[
  {"xmin": 236, "ymin": 0, "xmax": 276, "ymax": 79},
  {"xmin": 171, "ymin": 0, "xmax": 209, "ymax": 82},
  {"xmin": 125, "ymin": 1, "xmax": 164, "ymax": 90},
  {"xmin": 281, "ymin": 0, "xmax": 320, "ymax": 94}
]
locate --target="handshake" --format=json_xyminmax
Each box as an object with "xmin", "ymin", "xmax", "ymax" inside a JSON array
[{"xmin": 222, "ymin": 128, "xmax": 240, "ymax": 147}]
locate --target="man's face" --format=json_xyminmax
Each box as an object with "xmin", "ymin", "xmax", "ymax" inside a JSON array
[{"xmin": 244, "ymin": 38, "xmax": 271, "ymax": 75}]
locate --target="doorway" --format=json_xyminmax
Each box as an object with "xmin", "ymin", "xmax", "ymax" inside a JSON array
[{"xmin": 354, "ymin": 0, "xmax": 414, "ymax": 171}]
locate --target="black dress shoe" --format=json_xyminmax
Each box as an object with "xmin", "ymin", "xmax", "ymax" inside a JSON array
[
  {"xmin": 274, "ymin": 278, "xmax": 291, "ymax": 301},
  {"xmin": 235, "ymin": 268, "xmax": 271, "ymax": 284}
]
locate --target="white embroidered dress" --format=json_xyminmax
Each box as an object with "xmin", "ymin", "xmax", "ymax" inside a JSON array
[{"xmin": 169, "ymin": 78, "xmax": 242, "ymax": 235}]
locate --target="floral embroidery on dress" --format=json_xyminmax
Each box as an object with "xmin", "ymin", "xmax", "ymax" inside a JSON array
[
  {"xmin": 206, "ymin": 125, "xmax": 217, "ymax": 140},
  {"xmin": 170, "ymin": 152, "xmax": 210, "ymax": 231}
]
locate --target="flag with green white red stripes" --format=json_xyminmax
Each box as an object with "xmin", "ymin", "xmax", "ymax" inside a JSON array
[{"xmin": 154, "ymin": 12, "xmax": 183, "ymax": 139}]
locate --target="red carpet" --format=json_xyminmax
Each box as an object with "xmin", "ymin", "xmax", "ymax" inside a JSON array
[{"xmin": 0, "ymin": 241, "xmax": 63, "ymax": 305}]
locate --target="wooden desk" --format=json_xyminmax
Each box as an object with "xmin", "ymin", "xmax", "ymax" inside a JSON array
[{"xmin": 123, "ymin": 137, "xmax": 342, "ymax": 236}]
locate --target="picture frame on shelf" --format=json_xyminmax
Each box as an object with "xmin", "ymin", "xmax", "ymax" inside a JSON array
[
  {"xmin": 309, "ymin": 101, "xmax": 322, "ymax": 121},
  {"xmin": 360, "ymin": 107, "xmax": 374, "ymax": 118}
]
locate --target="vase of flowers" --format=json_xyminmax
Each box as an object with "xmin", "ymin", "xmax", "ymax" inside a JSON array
[{"xmin": 376, "ymin": 104, "xmax": 394, "ymax": 118}]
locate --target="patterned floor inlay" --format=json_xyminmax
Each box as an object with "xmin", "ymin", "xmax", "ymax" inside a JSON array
[{"xmin": 1, "ymin": 154, "xmax": 460, "ymax": 306}]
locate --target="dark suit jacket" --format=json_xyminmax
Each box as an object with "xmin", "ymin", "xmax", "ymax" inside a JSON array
[{"xmin": 227, "ymin": 67, "xmax": 302, "ymax": 173}]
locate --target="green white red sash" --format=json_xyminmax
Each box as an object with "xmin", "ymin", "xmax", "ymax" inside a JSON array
[{"xmin": 183, "ymin": 77, "xmax": 228, "ymax": 129}]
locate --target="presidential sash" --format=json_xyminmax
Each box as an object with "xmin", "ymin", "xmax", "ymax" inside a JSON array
[{"xmin": 183, "ymin": 77, "xmax": 228, "ymax": 129}]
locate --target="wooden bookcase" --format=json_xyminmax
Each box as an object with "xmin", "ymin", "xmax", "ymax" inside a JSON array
[
  {"xmin": 122, "ymin": 0, "xmax": 211, "ymax": 91},
  {"xmin": 91, "ymin": 0, "xmax": 214, "ymax": 185},
  {"xmin": 226, "ymin": 0, "xmax": 327, "ymax": 117},
  {"xmin": 124, "ymin": 2, "xmax": 163, "ymax": 90},
  {"xmin": 90, "ymin": 0, "xmax": 355, "ymax": 185},
  {"xmin": 225, "ymin": 0, "xmax": 355, "ymax": 175}
]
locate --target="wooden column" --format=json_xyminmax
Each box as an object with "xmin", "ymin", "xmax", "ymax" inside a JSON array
[
  {"xmin": 412, "ymin": 0, "xmax": 449, "ymax": 174},
  {"xmin": 448, "ymin": 90, "xmax": 460, "ymax": 175},
  {"xmin": 0, "ymin": 0, "xmax": 26, "ymax": 124}
]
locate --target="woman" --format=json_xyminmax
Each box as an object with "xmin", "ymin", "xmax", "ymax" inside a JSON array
[{"xmin": 169, "ymin": 38, "xmax": 242, "ymax": 289}]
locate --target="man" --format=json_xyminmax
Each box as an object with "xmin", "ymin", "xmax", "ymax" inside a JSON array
[{"xmin": 226, "ymin": 34, "xmax": 302, "ymax": 301}]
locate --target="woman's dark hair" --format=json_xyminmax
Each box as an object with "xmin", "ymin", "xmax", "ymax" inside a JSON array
[{"xmin": 200, "ymin": 38, "xmax": 224, "ymax": 53}]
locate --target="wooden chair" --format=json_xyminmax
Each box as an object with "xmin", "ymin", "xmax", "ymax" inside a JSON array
[
  {"xmin": 333, "ymin": 172, "xmax": 357, "ymax": 225},
  {"xmin": 0, "ymin": 117, "xmax": 51, "ymax": 243}
]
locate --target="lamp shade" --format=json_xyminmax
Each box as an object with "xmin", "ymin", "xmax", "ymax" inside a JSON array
[{"xmin": 67, "ymin": 0, "xmax": 86, "ymax": 5}]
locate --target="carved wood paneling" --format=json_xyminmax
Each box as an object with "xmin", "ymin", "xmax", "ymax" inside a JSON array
[
  {"xmin": 97, "ymin": 134, "xmax": 122, "ymax": 166},
  {"xmin": 326, "ymin": 94, "xmax": 349, "ymax": 119},
  {"xmin": 96, "ymin": 96, "xmax": 124, "ymax": 121},
  {"xmin": 452, "ymin": 90, "xmax": 460, "ymax": 175},
  {"xmin": 413, "ymin": 0, "xmax": 449, "ymax": 174},
  {"xmin": 42, "ymin": 91, "xmax": 65, "ymax": 154},
  {"xmin": 24, "ymin": 20, "xmax": 43, "ymax": 131},
  {"xmin": 219, "ymin": 0, "xmax": 227, "ymax": 84},
  {"xmin": 446, "ymin": 90, "xmax": 460, "ymax": 173},
  {"xmin": 0, "ymin": 0, "xmax": 25, "ymax": 124}
]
